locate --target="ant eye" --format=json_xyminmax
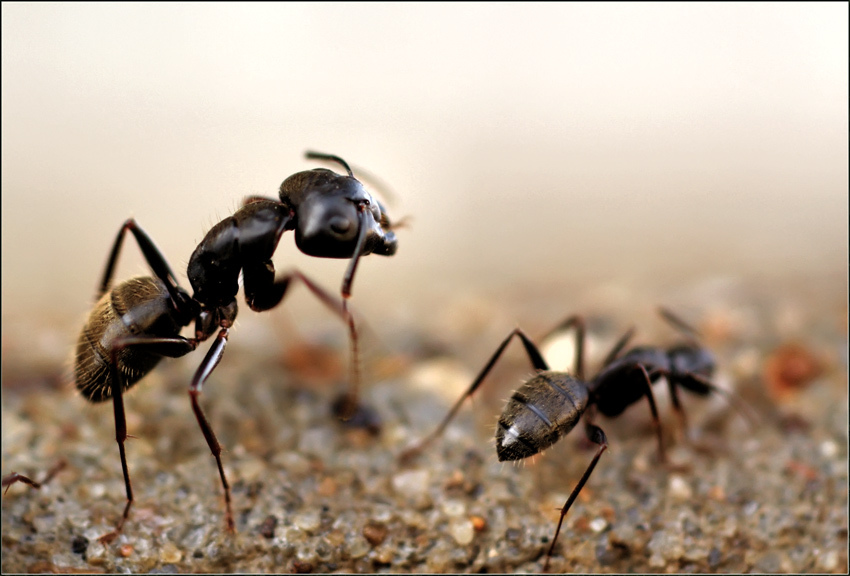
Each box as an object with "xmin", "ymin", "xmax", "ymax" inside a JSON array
[{"xmin": 329, "ymin": 216, "xmax": 352, "ymax": 235}]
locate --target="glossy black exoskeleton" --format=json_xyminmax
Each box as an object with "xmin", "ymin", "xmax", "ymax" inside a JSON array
[
  {"xmin": 401, "ymin": 309, "xmax": 751, "ymax": 571},
  {"xmin": 399, "ymin": 313, "xmax": 721, "ymax": 571},
  {"xmin": 74, "ymin": 152, "xmax": 399, "ymax": 543},
  {"xmin": 590, "ymin": 307, "xmax": 753, "ymax": 444}
]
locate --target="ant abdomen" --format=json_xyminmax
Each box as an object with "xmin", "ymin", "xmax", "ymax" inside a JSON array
[
  {"xmin": 75, "ymin": 276, "xmax": 182, "ymax": 403},
  {"xmin": 496, "ymin": 372, "xmax": 589, "ymax": 461}
]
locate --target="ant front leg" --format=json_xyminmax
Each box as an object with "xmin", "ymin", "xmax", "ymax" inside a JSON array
[
  {"xmin": 543, "ymin": 422, "xmax": 608, "ymax": 573},
  {"xmin": 99, "ymin": 336, "xmax": 197, "ymax": 545},
  {"xmin": 399, "ymin": 327, "xmax": 549, "ymax": 462},
  {"xmin": 187, "ymin": 328, "xmax": 236, "ymax": 533},
  {"xmin": 242, "ymin": 264, "xmax": 363, "ymax": 419},
  {"xmin": 672, "ymin": 372, "xmax": 760, "ymax": 432}
]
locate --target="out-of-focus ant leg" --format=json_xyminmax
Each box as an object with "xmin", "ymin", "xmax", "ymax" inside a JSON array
[
  {"xmin": 543, "ymin": 422, "xmax": 608, "ymax": 573},
  {"xmin": 600, "ymin": 328, "xmax": 636, "ymax": 367},
  {"xmin": 540, "ymin": 315, "xmax": 586, "ymax": 379},
  {"xmin": 631, "ymin": 364, "xmax": 666, "ymax": 462},
  {"xmin": 400, "ymin": 328, "xmax": 549, "ymax": 462}
]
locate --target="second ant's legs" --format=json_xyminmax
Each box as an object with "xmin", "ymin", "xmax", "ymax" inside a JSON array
[
  {"xmin": 632, "ymin": 364, "xmax": 666, "ymax": 462},
  {"xmin": 540, "ymin": 315, "xmax": 586, "ymax": 380},
  {"xmin": 400, "ymin": 327, "xmax": 549, "ymax": 462},
  {"xmin": 100, "ymin": 336, "xmax": 197, "ymax": 545},
  {"xmin": 543, "ymin": 422, "xmax": 608, "ymax": 573},
  {"xmin": 601, "ymin": 328, "xmax": 636, "ymax": 368},
  {"xmin": 665, "ymin": 375, "xmax": 691, "ymax": 441},
  {"xmin": 675, "ymin": 373, "xmax": 759, "ymax": 430}
]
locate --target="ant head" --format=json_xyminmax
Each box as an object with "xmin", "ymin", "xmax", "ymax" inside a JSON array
[
  {"xmin": 280, "ymin": 161, "xmax": 398, "ymax": 259},
  {"xmin": 667, "ymin": 344, "xmax": 715, "ymax": 378}
]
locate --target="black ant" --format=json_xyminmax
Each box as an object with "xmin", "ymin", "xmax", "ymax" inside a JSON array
[
  {"xmin": 401, "ymin": 309, "xmax": 747, "ymax": 572},
  {"xmin": 72, "ymin": 151, "xmax": 399, "ymax": 544}
]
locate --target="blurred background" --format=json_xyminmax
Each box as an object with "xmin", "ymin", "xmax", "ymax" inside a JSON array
[
  {"xmin": 2, "ymin": 3, "xmax": 847, "ymax": 356},
  {"xmin": 2, "ymin": 7, "xmax": 848, "ymax": 572}
]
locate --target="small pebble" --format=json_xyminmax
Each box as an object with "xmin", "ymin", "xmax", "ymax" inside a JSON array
[
  {"xmin": 362, "ymin": 521, "xmax": 388, "ymax": 547},
  {"xmin": 820, "ymin": 440, "xmax": 839, "ymax": 459},
  {"xmin": 668, "ymin": 474, "xmax": 693, "ymax": 502},
  {"xmin": 589, "ymin": 517, "xmax": 608, "ymax": 533},
  {"xmin": 818, "ymin": 549, "xmax": 839, "ymax": 571},
  {"xmin": 159, "ymin": 542, "xmax": 181, "ymax": 564},
  {"xmin": 391, "ymin": 469, "xmax": 430, "ymax": 499},
  {"xmin": 348, "ymin": 536, "xmax": 370, "ymax": 559},
  {"xmin": 294, "ymin": 510, "xmax": 321, "ymax": 532},
  {"xmin": 259, "ymin": 515, "xmax": 277, "ymax": 539},
  {"xmin": 85, "ymin": 542, "xmax": 106, "ymax": 566},
  {"xmin": 374, "ymin": 546, "xmax": 394, "ymax": 564},
  {"xmin": 272, "ymin": 451, "xmax": 311, "ymax": 476},
  {"xmin": 119, "ymin": 544, "xmax": 133, "ymax": 557},
  {"xmin": 70, "ymin": 536, "xmax": 88, "ymax": 556},
  {"xmin": 291, "ymin": 559, "xmax": 313, "ymax": 573},
  {"xmin": 708, "ymin": 485, "xmax": 726, "ymax": 501},
  {"xmin": 298, "ymin": 427, "xmax": 336, "ymax": 458},
  {"xmin": 449, "ymin": 518, "xmax": 475, "ymax": 545},
  {"xmin": 316, "ymin": 476, "xmax": 337, "ymax": 497},
  {"xmin": 441, "ymin": 499, "xmax": 466, "ymax": 518}
]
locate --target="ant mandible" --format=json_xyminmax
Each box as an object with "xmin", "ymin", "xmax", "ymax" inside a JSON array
[
  {"xmin": 400, "ymin": 310, "xmax": 743, "ymax": 572},
  {"xmin": 73, "ymin": 151, "xmax": 399, "ymax": 544}
]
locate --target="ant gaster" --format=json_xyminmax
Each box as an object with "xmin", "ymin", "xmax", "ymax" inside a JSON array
[
  {"xmin": 74, "ymin": 152, "xmax": 398, "ymax": 544},
  {"xmin": 401, "ymin": 310, "xmax": 743, "ymax": 572}
]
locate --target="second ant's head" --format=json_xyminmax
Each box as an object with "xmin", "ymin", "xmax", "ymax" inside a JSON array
[
  {"xmin": 667, "ymin": 344, "xmax": 715, "ymax": 378},
  {"xmin": 280, "ymin": 163, "xmax": 398, "ymax": 259}
]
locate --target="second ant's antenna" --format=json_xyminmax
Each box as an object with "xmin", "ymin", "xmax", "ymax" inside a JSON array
[{"xmin": 658, "ymin": 307, "xmax": 702, "ymax": 343}]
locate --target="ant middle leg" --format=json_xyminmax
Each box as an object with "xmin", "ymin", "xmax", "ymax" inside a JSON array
[
  {"xmin": 399, "ymin": 327, "xmax": 550, "ymax": 462},
  {"xmin": 543, "ymin": 422, "xmax": 608, "ymax": 573},
  {"xmin": 99, "ymin": 336, "xmax": 197, "ymax": 545},
  {"xmin": 187, "ymin": 328, "xmax": 235, "ymax": 533},
  {"xmin": 632, "ymin": 364, "xmax": 666, "ymax": 462}
]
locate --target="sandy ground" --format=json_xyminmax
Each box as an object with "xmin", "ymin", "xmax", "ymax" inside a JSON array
[{"xmin": 1, "ymin": 273, "xmax": 847, "ymax": 573}]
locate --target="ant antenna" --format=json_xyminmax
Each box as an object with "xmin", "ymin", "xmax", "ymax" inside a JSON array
[
  {"xmin": 658, "ymin": 307, "xmax": 702, "ymax": 344},
  {"xmin": 305, "ymin": 151, "xmax": 354, "ymax": 177},
  {"xmin": 305, "ymin": 150, "xmax": 402, "ymax": 208}
]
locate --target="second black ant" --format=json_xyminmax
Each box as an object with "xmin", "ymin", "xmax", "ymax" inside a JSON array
[{"xmin": 401, "ymin": 309, "xmax": 748, "ymax": 571}]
